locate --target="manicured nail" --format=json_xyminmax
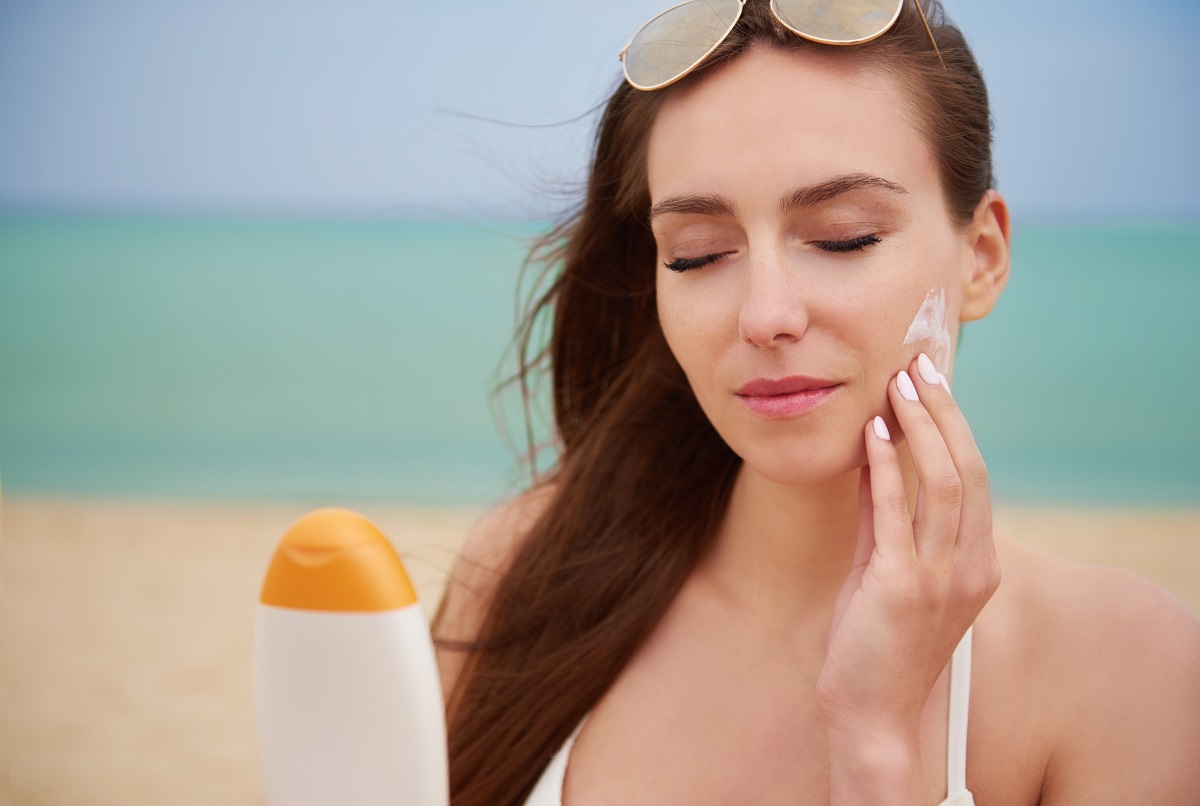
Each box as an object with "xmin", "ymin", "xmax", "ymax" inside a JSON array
[
  {"xmin": 938, "ymin": 372, "xmax": 952, "ymax": 394},
  {"xmin": 873, "ymin": 416, "xmax": 891, "ymax": 440},
  {"xmin": 917, "ymin": 353, "xmax": 940, "ymax": 385},
  {"xmin": 897, "ymin": 370, "xmax": 919, "ymax": 402}
]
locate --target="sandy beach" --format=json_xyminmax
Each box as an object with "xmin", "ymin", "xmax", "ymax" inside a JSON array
[{"xmin": 5, "ymin": 496, "xmax": 1198, "ymax": 806}]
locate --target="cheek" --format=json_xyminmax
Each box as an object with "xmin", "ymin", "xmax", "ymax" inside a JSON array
[
  {"xmin": 886, "ymin": 236, "xmax": 967, "ymax": 373},
  {"xmin": 655, "ymin": 275, "xmax": 687, "ymax": 364},
  {"xmin": 840, "ymin": 280, "xmax": 925, "ymax": 367},
  {"xmin": 899, "ymin": 287, "xmax": 954, "ymax": 371},
  {"xmin": 656, "ymin": 274, "xmax": 726, "ymax": 375}
]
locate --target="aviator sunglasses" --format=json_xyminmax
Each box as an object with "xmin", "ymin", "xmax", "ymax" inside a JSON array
[{"xmin": 620, "ymin": 0, "xmax": 938, "ymax": 91}]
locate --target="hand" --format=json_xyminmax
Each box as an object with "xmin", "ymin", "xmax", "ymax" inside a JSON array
[{"xmin": 817, "ymin": 353, "xmax": 1000, "ymax": 756}]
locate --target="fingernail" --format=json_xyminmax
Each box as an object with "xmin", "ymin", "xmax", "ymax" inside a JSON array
[
  {"xmin": 938, "ymin": 372, "xmax": 952, "ymax": 395},
  {"xmin": 917, "ymin": 353, "xmax": 940, "ymax": 385},
  {"xmin": 873, "ymin": 416, "xmax": 890, "ymax": 440},
  {"xmin": 897, "ymin": 370, "xmax": 919, "ymax": 402}
]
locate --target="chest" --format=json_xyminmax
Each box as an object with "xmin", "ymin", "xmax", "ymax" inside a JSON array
[
  {"xmin": 559, "ymin": 634, "xmax": 952, "ymax": 805},
  {"xmin": 551, "ymin": 588, "xmax": 1053, "ymax": 806}
]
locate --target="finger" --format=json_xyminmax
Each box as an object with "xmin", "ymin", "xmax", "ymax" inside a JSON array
[
  {"xmin": 908, "ymin": 353, "xmax": 993, "ymax": 557},
  {"xmin": 862, "ymin": 416, "xmax": 915, "ymax": 563},
  {"xmin": 889, "ymin": 367, "xmax": 961, "ymax": 559},
  {"xmin": 853, "ymin": 464, "xmax": 877, "ymax": 573}
]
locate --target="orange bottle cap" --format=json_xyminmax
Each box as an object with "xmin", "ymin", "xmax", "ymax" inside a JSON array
[{"xmin": 259, "ymin": 509, "xmax": 417, "ymax": 612}]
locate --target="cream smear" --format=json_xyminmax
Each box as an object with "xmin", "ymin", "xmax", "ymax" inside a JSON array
[{"xmin": 903, "ymin": 288, "xmax": 952, "ymax": 373}]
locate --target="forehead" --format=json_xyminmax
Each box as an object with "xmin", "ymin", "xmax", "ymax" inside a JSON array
[{"xmin": 646, "ymin": 44, "xmax": 938, "ymax": 205}]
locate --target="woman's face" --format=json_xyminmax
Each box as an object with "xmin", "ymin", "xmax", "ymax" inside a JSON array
[{"xmin": 650, "ymin": 45, "xmax": 985, "ymax": 486}]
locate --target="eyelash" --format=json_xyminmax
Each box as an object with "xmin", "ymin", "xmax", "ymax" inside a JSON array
[
  {"xmin": 662, "ymin": 235, "xmax": 881, "ymax": 273},
  {"xmin": 812, "ymin": 234, "xmax": 882, "ymax": 253},
  {"xmin": 663, "ymin": 254, "xmax": 723, "ymax": 272}
]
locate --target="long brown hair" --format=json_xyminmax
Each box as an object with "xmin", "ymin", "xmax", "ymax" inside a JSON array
[{"xmin": 435, "ymin": 2, "xmax": 995, "ymax": 803}]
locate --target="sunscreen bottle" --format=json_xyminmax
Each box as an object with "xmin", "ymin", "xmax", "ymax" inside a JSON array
[{"xmin": 254, "ymin": 509, "xmax": 449, "ymax": 806}]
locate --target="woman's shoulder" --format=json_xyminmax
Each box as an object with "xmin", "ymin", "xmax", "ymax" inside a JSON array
[
  {"xmin": 435, "ymin": 484, "xmax": 557, "ymax": 635},
  {"xmin": 989, "ymin": 530, "xmax": 1198, "ymax": 630},
  {"xmin": 988, "ymin": 532, "xmax": 1200, "ymax": 669},
  {"xmin": 978, "ymin": 532, "xmax": 1200, "ymax": 800},
  {"xmin": 432, "ymin": 485, "xmax": 557, "ymax": 705},
  {"xmin": 458, "ymin": 485, "xmax": 558, "ymax": 576}
]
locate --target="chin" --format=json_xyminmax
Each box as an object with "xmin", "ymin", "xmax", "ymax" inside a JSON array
[{"xmin": 729, "ymin": 430, "xmax": 867, "ymax": 488}]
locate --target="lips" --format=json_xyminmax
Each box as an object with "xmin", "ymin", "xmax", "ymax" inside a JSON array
[
  {"xmin": 735, "ymin": 376, "xmax": 841, "ymax": 418},
  {"xmin": 736, "ymin": 376, "xmax": 838, "ymax": 397}
]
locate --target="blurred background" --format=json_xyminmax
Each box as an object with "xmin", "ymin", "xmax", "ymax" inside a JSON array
[
  {"xmin": 2, "ymin": 0, "xmax": 1198, "ymax": 505},
  {"xmin": 2, "ymin": 1, "xmax": 1197, "ymax": 804}
]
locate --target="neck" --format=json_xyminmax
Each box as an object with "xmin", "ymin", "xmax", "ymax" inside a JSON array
[{"xmin": 701, "ymin": 444, "xmax": 919, "ymax": 622}]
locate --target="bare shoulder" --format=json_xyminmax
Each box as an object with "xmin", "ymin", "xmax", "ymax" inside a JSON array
[
  {"xmin": 990, "ymin": 532, "xmax": 1200, "ymax": 650},
  {"xmin": 433, "ymin": 483, "xmax": 557, "ymax": 639},
  {"xmin": 432, "ymin": 484, "xmax": 557, "ymax": 704},
  {"xmin": 981, "ymin": 533, "xmax": 1200, "ymax": 802}
]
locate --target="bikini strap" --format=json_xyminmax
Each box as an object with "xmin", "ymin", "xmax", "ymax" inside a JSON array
[{"xmin": 946, "ymin": 626, "xmax": 973, "ymax": 795}]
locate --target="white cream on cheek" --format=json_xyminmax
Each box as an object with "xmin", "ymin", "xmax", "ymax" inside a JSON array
[{"xmin": 902, "ymin": 287, "xmax": 952, "ymax": 374}]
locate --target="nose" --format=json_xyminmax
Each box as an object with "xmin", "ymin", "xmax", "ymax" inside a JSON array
[{"xmin": 737, "ymin": 248, "xmax": 809, "ymax": 347}]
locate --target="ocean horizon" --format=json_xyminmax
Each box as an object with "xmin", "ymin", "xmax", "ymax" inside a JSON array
[{"xmin": 2, "ymin": 213, "xmax": 1197, "ymax": 506}]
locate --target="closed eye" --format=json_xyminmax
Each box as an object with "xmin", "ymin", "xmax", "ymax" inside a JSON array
[
  {"xmin": 813, "ymin": 235, "xmax": 881, "ymax": 253},
  {"xmin": 663, "ymin": 253, "xmax": 726, "ymax": 272}
]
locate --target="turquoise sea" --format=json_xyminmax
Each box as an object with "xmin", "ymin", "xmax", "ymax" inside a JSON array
[{"xmin": 1, "ymin": 215, "xmax": 1197, "ymax": 506}]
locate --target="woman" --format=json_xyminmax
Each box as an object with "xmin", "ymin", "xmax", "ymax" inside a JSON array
[{"xmin": 434, "ymin": 1, "xmax": 1200, "ymax": 803}]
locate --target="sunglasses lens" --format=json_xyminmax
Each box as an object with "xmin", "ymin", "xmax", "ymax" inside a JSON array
[
  {"xmin": 771, "ymin": 0, "xmax": 903, "ymax": 44},
  {"xmin": 623, "ymin": 0, "xmax": 744, "ymax": 90}
]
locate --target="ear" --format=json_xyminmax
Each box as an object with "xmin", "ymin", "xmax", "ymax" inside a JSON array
[{"xmin": 959, "ymin": 190, "xmax": 1011, "ymax": 322}]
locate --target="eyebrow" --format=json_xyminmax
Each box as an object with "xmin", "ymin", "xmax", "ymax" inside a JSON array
[
  {"xmin": 649, "ymin": 193, "xmax": 735, "ymax": 221},
  {"xmin": 648, "ymin": 173, "xmax": 908, "ymax": 222},
  {"xmin": 780, "ymin": 173, "xmax": 908, "ymax": 211}
]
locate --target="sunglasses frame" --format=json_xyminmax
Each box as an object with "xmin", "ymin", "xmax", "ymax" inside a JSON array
[
  {"xmin": 770, "ymin": 0, "xmax": 903, "ymax": 46},
  {"xmin": 619, "ymin": 0, "xmax": 938, "ymax": 92},
  {"xmin": 619, "ymin": 0, "xmax": 747, "ymax": 92}
]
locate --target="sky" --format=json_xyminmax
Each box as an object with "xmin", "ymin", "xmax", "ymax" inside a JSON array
[{"xmin": 1, "ymin": 0, "xmax": 1198, "ymax": 223}]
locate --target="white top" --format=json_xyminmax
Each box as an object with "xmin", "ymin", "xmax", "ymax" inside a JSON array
[{"xmin": 525, "ymin": 627, "xmax": 976, "ymax": 806}]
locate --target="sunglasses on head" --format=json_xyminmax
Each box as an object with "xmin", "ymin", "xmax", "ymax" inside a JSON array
[{"xmin": 620, "ymin": 0, "xmax": 938, "ymax": 91}]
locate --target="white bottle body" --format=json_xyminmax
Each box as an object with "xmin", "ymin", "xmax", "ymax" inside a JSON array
[{"xmin": 254, "ymin": 603, "xmax": 449, "ymax": 806}]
